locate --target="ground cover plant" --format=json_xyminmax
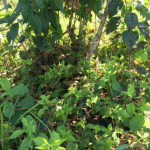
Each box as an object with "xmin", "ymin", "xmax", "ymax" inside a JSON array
[{"xmin": 0, "ymin": 0, "xmax": 150, "ymax": 150}]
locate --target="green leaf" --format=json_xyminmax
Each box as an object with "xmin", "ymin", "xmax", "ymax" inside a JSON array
[
  {"xmin": 52, "ymin": 138, "xmax": 67, "ymax": 147},
  {"xmin": 129, "ymin": 6, "xmax": 132, "ymax": 13},
  {"xmin": 38, "ymin": 108, "xmax": 44, "ymax": 117},
  {"xmin": 133, "ymin": 2, "xmax": 147, "ymax": 14},
  {"xmin": 33, "ymin": 137, "xmax": 49, "ymax": 146},
  {"xmin": 136, "ymin": 65, "xmax": 150, "ymax": 76},
  {"xmin": 121, "ymin": 5, "xmax": 126, "ymax": 17},
  {"xmin": 7, "ymin": 130, "xmax": 24, "ymax": 139},
  {"xmin": 0, "ymin": 3, "xmax": 12, "ymax": 11},
  {"xmin": 115, "ymin": 144, "xmax": 129, "ymax": 150},
  {"xmin": 4, "ymin": 102, "xmax": 15, "ymax": 118},
  {"xmin": 8, "ymin": 12, "xmax": 19, "ymax": 25},
  {"xmin": 34, "ymin": 36, "xmax": 46, "ymax": 50},
  {"xmin": 140, "ymin": 82, "xmax": 149, "ymax": 89},
  {"xmin": 88, "ymin": 0, "xmax": 102, "ymax": 13},
  {"xmin": 16, "ymin": 2, "xmax": 26, "ymax": 14},
  {"xmin": 22, "ymin": 118, "xmax": 28, "ymax": 126},
  {"xmin": 10, "ymin": 84, "xmax": 29, "ymax": 96},
  {"xmin": 141, "ymin": 51, "xmax": 148, "ymax": 62},
  {"xmin": 140, "ymin": 104, "xmax": 150, "ymax": 113},
  {"xmin": 55, "ymin": 0, "xmax": 64, "ymax": 13},
  {"xmin": 49, "ymin": 130, "xmax": 60, "ymax": 144},
  {"xmin": 127, "ymin": 103, "xmax": 135, "ymax": 115},
  {"xmin": 25, "ymin": 59, "xmax": 33, "ymax": 65},
  {"xmin": 36, "ymin": 0, "xmax": 45, "ymax": 9},
  {"xmin": 129, "ymin": 114, "xmax": 145, "ymax": 131},
  {"xmin": 7, "ymin": 31, "xmax": 11, "ymax": 44},
  {"xmin": 106, "ymin": 17, "xmax": 122, "ymax": 34},
  {"xmin": 20, "ymin": 96, "xmax": 34, "ymax": 108},
  {"xmin": 48, "ymin": 9, "xmax": 57, "ymax": 29},
  {"xmin": 35, "ymin": 144, "xmax": 50, "ymax": 149},
  {"xmin": 18, "ymin": 35, "xmax": 25, "ymax": 43},
  {"xmin": 11, "ymin": 110, "xmax": 26, "ymax": 125},
  {"xmin": 125, "ymin": 13, "xmax": 138, "ymax": 29},
  {"xmin": 66, "ymin": 135, "xmax": 77, "ymax": 142},
  {"xmin": 7, "ymin": 23, "xmax": 19, "ymax": 43},
  {"xmin": 138, "ymin": 22, "xmax": 149, "ymax": 40},
  {"xmin": 123, "ymin": 30, "xmax": 139, "ymax": 50},
  {"xmin": 108, "ymin": 0, "xmax": 123, "ymax": 18},
  {"xmin": 112, "ymin": 80, "xmax": 121, "ymax": 91},
  {"xmin": 20, "ymin": 137, "xmax": 32, "ymax": 150},
  {"xmin": 29, "ymin": 15, "xmax": 41, "ymax": 34},
  {"xmin": 0, "ymin": 78, "xmax": 11, "ymax": 92},
  {"xmin": 67, "ymin": 143, "xmax": 78, "ymax": 150},
  {"xmin": 127, "ymin": 82, "xmax": 134, "ymax": 97}
]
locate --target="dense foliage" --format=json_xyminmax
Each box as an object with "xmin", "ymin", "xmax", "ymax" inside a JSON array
[{"xmin": 0, "ymin": 0, "xmax": 150, "ymax": 150}]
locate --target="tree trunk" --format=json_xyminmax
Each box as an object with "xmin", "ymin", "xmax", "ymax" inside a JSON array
[
  {"xmin": 87, "ymin": 0, "xmax": 112, "ymax": 61},
  {"xmin": 3, "ymin": 0, "xmax": 8, "ymax": 12}
]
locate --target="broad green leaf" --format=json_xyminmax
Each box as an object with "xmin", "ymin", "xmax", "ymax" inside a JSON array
[
  {"xmin": 88, "ymin": 0, "xmax": 102, "ymax": 13},
  {"xmin": 36, "ymin": 0, "xmax": 45, "ymax": 9},
  {"xmin": 127, "ymin": 82, "xmax": 134, "ymax": 97},
  {"xmin": 4, "ymin": 102, "xmax": 15, "ymax": 118},
  {"xmin": 0, "ymin": 78, "xmax": 11, "ymax": 92},
  {"xmin": 112, "ymin": 81, "xmax": 121, "ymax": 91},
  {"xmin": 38, "ymin": 108, "xmax": 44, "ymax": 117},
  {"xmin": 0, "ymin": 3, "xmax": 12, "ymax": 11},
  {"xmin": 120, "ymin": 110, "xmax": 130, "ymax": 118},
  {"xmin": 16, "ymin": 2, "xmax": 25, "ymax": 14},
  {"xmin": 133, "ymin": 2, "xmax": 147, "ymax": 14},
  {"xmin": 50, "ymin": 130, "xmax": 60, "ymax": 144},
  {"xmin": 34, "ymin": 36, "xmax": 46, "ymax": 50},
  {"xmin": 7, "ymin": 31, "xmax": 11, "ymax": 44},
  {"xmin": 20, "ymin": 96, "xmax": 34, "ymax": 108},
  {"xmin": 22, "ymin": 118, "xmax": 28, "ymax": 126},
  {"xmin": 52, "ymin": 138, "xmax": 67, "ymax": 147},
  {"xmin": 140, "ymin": 104, "xmax": 150, "ymax": 113},
  {"xmin": 86, "ymin": 123, "xmax": 95, "ymax": 129},
  {"xmin": 33, "ymin": 137, "xmax": 49, "ymax": 146},
  {"xmin": 48, "ymin": 9, "xmax": 57, "ymax": 29},
  {"xmin": 121, "ymin": 5, "xmax": 126, "ymax": 17},
  {"xmin": 8, "ymin": 12, "xmax": 19, "ymax": 25},
  {"xmin": 123, "ymin": 30, "xmax": 139, "ymax": 50},
  {"xmin": 56, "ymin": 147, "xmax": 66, "ymax": 150},
  {"xmin": 136, "ymin": 65, "xmax": 150, "ymax": 76},
  {"xmin": 18, "ymin": 35, "xmax": 25, "ymax": 43},
  {"xmin": 129, "ymin": 114, "xmax": 145, "ymax": 131},
  {"xmin": 108, "ymin": 0, "xmax": 123, "ymax": 18},
  {"xmin": 106, "ymin": 17, "xmax": 122, "ymax": 34},
  {"xmin": 55, "ymin": 0, "xmax": 64, "ymax": 13},
  {"xmin": 26, "ymin": 115, "xmax": 36, "ymax": 126},
  {"xmin": 7, "ymin": 130, "xmax": 24, "ymax": 139},
  {"xmin": 10, "ymin": 84, "xmax": 29, "ymax": 96},
  {"xmin": 129, "ymin": 6, "xmax": 132, "ymax": 13},
  {"xmin": 8, "ymin": 23, "xmax": 19, "ymax": 42},
  {"xmin": 35, "ymin": 144, "xmax": 50, "ymax": 149},
  {"xmin": 25, "ymin": 59, "xmax": 33, "ymax": 65},
  {"xmin": 11, "ymin": 110, "xmax": 26, "ymax": 125},
  {"xmin": 29, "ymin": 15, "xmax": 41, "ymax": 34},
  {"xmin": 125, "ymin": 13, "xmax": 138, "ymax": 29},
  {"xmin": 66, "ymin": 135, "xmax": 77, "ymax": 142},
  {"xmin": 138, "ymin": 22, "xmax": 149, "ymax": 40},
  {"xmin": 140, "ymin": 82, "xmax": 149, "ymax": 89},
  {"xmin": 96, "ymin": 140, "xmax": 105, "ymax": 145},
  {"xmin": 20, "ymin": 137, "xmax": 32, "ymax": 150},
  {"xmin": 21, "ymin": 5, "xmax": 32, "ymax": 23},
  {"xmin": 67, "ymin": 143, "xmax": 78, "ymax": 150},
  {"xmin": 115, "ymin": 144, "xmax": 129, "ymax": 150},
  {"xmin": 141, "ymin": 52, "xmax": 148, "ymax": 62},
  {"xmin": 127, "ymin": 103, "xmax": 135, "ymax": 115}
]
